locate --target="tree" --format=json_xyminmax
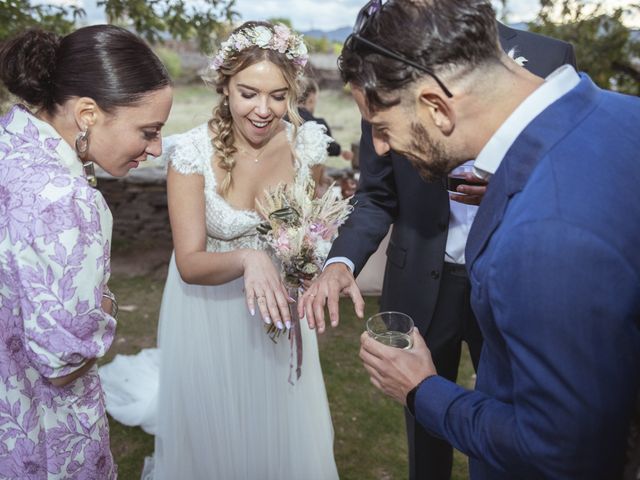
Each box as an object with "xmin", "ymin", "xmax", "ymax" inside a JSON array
[
  {"xmin": 100, "ymin": 0, "xmax": 238, "ymax": 53},
  {"xmin": 1, "ymin": 0, "xmax": 238, "ymax": 104},
  {"xmin": 0, "ymin": 0, "xmax": 84, "ymax": 39},
  {"xmin": 1, "ymin": 0, "xmax": 237, "ymax": 51},
  {"xmin": 528, "ymin": 0, "xmax": 640, "ymax": 95}
]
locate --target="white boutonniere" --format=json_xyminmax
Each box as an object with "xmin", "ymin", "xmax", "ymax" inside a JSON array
[{"xmin": 507, "ymin": 47, "xmax": 528, "ymax": 66}]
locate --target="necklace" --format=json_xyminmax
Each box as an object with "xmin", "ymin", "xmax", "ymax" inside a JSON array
[{"xmin": 236, "ymin": 141, "xmax": 269, "ymax": 163}]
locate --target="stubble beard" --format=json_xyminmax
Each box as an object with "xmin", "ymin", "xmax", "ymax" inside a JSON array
[{"xmin": 404, "ymin": 122, "xmax": 462, "ymax": 182}]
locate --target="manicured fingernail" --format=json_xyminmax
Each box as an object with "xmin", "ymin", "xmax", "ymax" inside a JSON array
[
  {"xmin": 277, "ymin": 321, "xmax": 284, "ymax": 330},
  {"xmin": 250, "ymin": 308, "xmax": 255, "ymax": 316},
  {"xmin": 264, "ymin": 316, "xmax": 271, "ymax": 324},
  {"xmin": 285, "ymin": 321, "xmax": 291, "ymax": 330},
  {"xmin": 288, "ymin": 296, "xmax": 296, "ymax": 303}
]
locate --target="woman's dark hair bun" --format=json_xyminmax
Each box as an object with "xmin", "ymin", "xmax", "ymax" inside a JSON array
[{"xmin": 0, "ymin": 29, "xmax": 60, "ymax": 107}]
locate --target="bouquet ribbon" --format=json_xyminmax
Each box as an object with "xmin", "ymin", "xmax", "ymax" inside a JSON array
[{"xmin": 288, "ymin": 286, "xmax": 303, "ymax": 385}]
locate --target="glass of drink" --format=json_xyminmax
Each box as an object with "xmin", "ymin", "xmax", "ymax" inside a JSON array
[
  {"xmin": 366, "ymin": 311, "xmax": 414, "ymax": 349},
  {"xmin": 447, "ymin": 162, "xmax": 477, "ymax": 195}
]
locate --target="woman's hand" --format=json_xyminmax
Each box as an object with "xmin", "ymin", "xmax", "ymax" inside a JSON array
[{"xmin": 242, "ymin": 250, "xmax": 293, "ymax": 330}]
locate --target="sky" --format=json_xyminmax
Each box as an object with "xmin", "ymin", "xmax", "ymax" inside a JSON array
[{"xmin": 69, "ymin": 0, "xmax": 639, "ymax": 31}]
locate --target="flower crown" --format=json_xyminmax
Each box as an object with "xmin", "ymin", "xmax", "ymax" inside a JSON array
[{"xmin": 210, "ymin": 24, "xmax": 309, "ymax": 73}]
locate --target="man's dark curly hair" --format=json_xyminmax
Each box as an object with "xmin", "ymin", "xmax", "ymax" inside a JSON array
[{"xmin": 339, "ymin": 0, "xmax": 502, "ymax": 111}]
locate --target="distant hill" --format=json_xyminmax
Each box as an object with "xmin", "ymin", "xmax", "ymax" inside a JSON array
[{"xmin": 301, "ymin": 27, "xmax": 351, "ymax": 43}]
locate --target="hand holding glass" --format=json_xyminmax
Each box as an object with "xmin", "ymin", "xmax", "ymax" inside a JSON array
[{"xmin": 366, "ymin": 311, "xmax": 414, "ymax": 349}]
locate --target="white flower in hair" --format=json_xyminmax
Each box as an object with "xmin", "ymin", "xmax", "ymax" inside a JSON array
[
  {"xmin": 252, "ymin": 26, "xmax": 273, "ymax": 48},
  {"xmin": 507, "ymin": 47, "xmax": 528, "ymax": 66}
]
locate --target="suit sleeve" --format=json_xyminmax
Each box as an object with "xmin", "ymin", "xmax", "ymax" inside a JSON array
[
  {"xmin": 414, "ymin": 220, "xmax": 640, "ymax": 477},
  {"xmin": 327, "ymin": 120, "xmax": 398, "ymax": 275}
]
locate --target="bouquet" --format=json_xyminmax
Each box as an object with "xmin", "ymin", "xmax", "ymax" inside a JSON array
[
  {"xmin": 257, "ymin": 179, "xmax": 352, "ymax": 289},
  {"xmin": 256, "ymin": 178, "xmax": 353, "ymax": 382}
]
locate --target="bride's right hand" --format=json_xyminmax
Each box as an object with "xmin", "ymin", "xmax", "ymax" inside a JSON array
[{"xmin": 242, "ymin": 250, "xmax": 293, "ymax": 330}]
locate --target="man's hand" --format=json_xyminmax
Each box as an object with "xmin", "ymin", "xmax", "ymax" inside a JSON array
[
  {"xmin": 298, "ymin": 262, "xmax": 365, "ymax": 333},
  {"xmin": 450, "ymin": 171, "xmax": 488, "ymax": 206},
  {"xmin": 359, "ymin": 328, "xmax": 437, "ymax": 405}
]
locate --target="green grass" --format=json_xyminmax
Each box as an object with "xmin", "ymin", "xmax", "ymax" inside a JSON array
[{"xmin": 104, "ymin": 270, "xmax": 473, "ymax": 479}]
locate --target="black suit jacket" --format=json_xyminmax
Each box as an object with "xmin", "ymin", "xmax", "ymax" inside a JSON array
[{"xmin": 328, "ymin": 23, "xmax": 576, "ymax": 334}]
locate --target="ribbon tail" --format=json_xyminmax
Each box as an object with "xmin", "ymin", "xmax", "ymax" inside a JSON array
[{"xmin": 287, "ymin": 286, "xmax": 303, "ymax": 385}]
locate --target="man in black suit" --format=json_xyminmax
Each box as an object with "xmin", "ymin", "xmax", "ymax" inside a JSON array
[{"xmin": 299, "ymin": 16, "xmax": 576, "ymax": 480}]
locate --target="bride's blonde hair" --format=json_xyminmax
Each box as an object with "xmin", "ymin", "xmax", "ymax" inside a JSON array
[{"xmin": 206, "ymin": 21, "xmax": 305, "ymax": 198}]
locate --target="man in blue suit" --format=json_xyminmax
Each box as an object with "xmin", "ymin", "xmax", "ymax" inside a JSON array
[
  {"xmin": 301, "ymin": 17, "xmax": 575, "ymax": 480},
  {"xmin": 336, "ymin": 0, "xmax": 640, "ymax": 477}
]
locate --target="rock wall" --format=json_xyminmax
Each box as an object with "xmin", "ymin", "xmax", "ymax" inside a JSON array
[{"xmin": 97, "ymin": 167, "xmax": 173, "ymax": 247}]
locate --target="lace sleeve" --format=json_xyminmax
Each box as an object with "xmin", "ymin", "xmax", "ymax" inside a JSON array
[
  {"xmin": 294, "ymin": 121, "xmax": 332, "ymax": 170},
  {"xmin": 167, "ymin": 124, "xmax": 208, "ymax": 176}
]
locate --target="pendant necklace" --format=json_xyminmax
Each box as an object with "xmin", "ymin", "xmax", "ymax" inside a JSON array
[{"xmin": 237, "ymin": 141, "xmax": 270, "ymax": 164}]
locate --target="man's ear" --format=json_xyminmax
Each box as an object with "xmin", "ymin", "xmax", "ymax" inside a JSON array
[
  {"xmin": 73, "ymin": 97, "xmax": 99, "ymax": 131},
  {"xmin": 417, "ymin": 89, "xmax": 455, "ymax": 136}
]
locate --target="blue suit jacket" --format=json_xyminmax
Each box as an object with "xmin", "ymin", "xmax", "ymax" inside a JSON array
[{"xmin": 414, "ymin": 75, "xmax": 640, "ymax": 478}]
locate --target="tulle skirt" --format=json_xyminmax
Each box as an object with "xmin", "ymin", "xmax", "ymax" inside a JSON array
[{"xmin": 100, "ymin": 255, "xmax": 339, "ymax": 479}]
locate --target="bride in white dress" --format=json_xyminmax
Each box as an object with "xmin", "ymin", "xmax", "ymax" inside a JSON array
[{"xmin": 100, "ymin": 22, "xmax": 339, "ymax": 479}]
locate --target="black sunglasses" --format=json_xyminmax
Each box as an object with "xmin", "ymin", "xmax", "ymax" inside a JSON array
[{"xmin": 346, "ymin": 0, "xmax": 454, "ymax": 98}]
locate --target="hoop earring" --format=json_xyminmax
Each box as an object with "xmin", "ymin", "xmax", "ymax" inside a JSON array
[{"xmin": 75, "ymin": 128, "xmax": 97, "ymax": 187}]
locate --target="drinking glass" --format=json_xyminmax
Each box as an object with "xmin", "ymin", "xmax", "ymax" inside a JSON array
[
  {"xmin": 446, "ymin": 162, "xmax": 476, "ymax": 195},
  {"xmin": 366, "ymin": 311, "xmax": 414, "ymax": 349}
]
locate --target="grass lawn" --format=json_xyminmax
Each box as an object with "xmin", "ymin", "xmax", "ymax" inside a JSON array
[{"xmin": 103, "ymin": 258, "xmax": 474, "ymax": 480}]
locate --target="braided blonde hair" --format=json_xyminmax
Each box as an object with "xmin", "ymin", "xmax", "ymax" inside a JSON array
[{"xmin": 207, "ymin": 21, "xmax": 304, "ymax": 198}]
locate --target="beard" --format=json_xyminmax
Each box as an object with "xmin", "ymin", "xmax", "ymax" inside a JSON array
[{"xmin": 402, "ymin": 122, "xmax": 463, "ymax": 182}]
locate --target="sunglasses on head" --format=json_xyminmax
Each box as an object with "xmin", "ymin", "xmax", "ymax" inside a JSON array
[{"xmin": 346, "ymin": 0, "xmax": 453, "ymax": 98}]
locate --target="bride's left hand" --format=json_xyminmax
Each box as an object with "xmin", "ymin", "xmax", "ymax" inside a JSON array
[{"xmin": 242, "ymin": 249, "xmax": 294, "ymax": 330}]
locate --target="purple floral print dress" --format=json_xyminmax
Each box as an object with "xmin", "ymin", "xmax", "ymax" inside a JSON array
[{"xmin": 0, "ymin": 105, "xmax": 117, "ymax": 479}]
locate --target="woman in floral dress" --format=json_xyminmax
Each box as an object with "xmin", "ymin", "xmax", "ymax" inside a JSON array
[{"xmin": 0, "ymin": 25, "xmax": 172, "ymax": 479}]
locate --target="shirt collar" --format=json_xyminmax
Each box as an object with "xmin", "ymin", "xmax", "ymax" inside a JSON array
[
  {"xmin": 3, "ymin": 105, "xmax": 84, "ymax": 178},
  {"xmin": 473, "ymin": 65, "xmax": 581, "ymax": 180}
]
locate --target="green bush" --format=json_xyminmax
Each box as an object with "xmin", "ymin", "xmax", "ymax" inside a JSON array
[{"xmin": 154, "ymin": 47, "xmax": 183, "ymax": 82}]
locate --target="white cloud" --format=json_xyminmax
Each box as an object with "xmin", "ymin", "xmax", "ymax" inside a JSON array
[{"xmin": 234, "ymin": 0, "xmax": 362, "ymax": 30}]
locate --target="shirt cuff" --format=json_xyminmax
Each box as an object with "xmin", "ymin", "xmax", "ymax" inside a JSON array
[{"xmin": 323, "ymin": 256, "xmax": 355, "ymax": 273}]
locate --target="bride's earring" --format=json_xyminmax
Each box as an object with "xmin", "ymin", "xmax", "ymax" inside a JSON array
[{"xmin": 75, "ymin": 128, "xmax": 97, "ymax": 187}]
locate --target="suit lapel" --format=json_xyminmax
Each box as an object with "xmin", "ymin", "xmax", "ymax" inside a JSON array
[{"xmin": 466, "ymin": 75, "xmax": 601, "ymax": 269}]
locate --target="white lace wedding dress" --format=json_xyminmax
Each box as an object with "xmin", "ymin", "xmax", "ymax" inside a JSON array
[{"xmin": 99, "ymin": 121, "xmax": 339, "ymax": 480}]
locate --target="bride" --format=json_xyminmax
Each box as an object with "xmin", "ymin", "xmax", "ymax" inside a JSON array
[{"xmin": 100, "ymin": 22, "xmax": 339, "ymax": 479}]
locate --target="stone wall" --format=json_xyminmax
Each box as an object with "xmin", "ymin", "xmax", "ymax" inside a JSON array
[{"xmin": 97, "ymin": 167, "xmax": 173, "ymax": 246}]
